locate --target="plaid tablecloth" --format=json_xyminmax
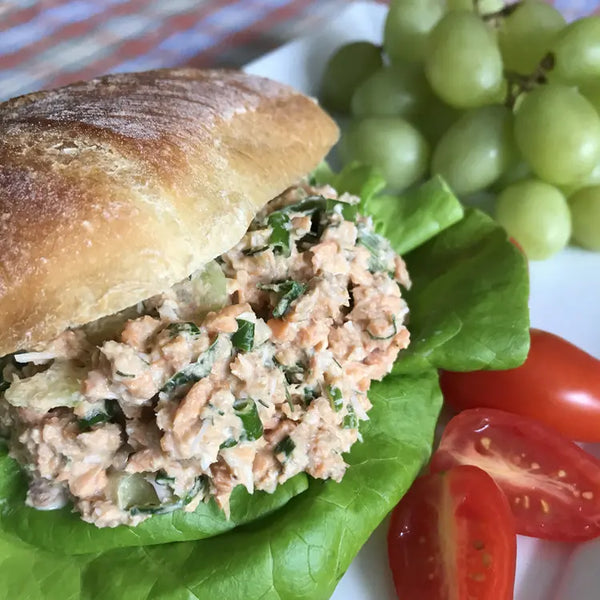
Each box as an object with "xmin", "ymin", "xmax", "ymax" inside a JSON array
[
  {"xmin": 0, "ymin": 0, "xmax": 599, "ymax": 103},
  {"xmin": 0, "ymin": 0, "xmax": 353, "ymax": 101}
]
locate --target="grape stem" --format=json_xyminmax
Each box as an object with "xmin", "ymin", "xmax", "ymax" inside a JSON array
[
  {"xmin": 481, "ymin": 1, "xmax": 521, "ymax": 25},
  {"xmin": 504, "ymin": 53, "xmax": 556, "ymax": 109}
]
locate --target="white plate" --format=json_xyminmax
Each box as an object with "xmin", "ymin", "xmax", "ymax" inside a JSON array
[{"xmin": 245, "ymin": 3, "xmax": 600, "ymax": 599}]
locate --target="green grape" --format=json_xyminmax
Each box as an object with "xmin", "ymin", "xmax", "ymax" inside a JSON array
[
  {"xmin": 340, "ymin": 117, "xmax": 430, "ymax": 191},
  {"xmin": 569, "ymin": 186, "xmax": 600, "ymax": 251},
  {"xmin": 495, "ymin": 179, "xmax": 571, "ymax": 260},
  {"xmin": 415, "ymin": 97, "xmax": 462, "ymax": 146},
  {"xmin": 560, "ymin": 159, "xmax": 600, "ymax": 197},
  {"xmin": 551, "ymin": 17, "xmax": 600, "ymax": 86},
  {"xmin": 432, "ymin": 105, "xmax": 517, "ymax": 196},
  {"xmin": 425, "ymin": 11, "xmax": 503, "ymax": 108},
  {"xmin": 321, "ymin": 42, "xmax": 383, "ymax": 113},
  {"xmin": 514, "ymin": 84, "xmax": 600, "ymax": 185},
  {"xmin": 491, "ymin": 160, "xmax": 531, "ymax": 193},
  {"xmin": 490, "ymin": 78, "xmax": 509, "ymax": 105},
  {"xmin": 498, "ymin": 1, "xmax": 565, "ymax": 75},
  {"xmin": 384, "ymin": 0, "xmax": 445, "ymax": 64},
  {"xmin": 446, "ymin": 0, "xmax": 503, "ymax": 13},
  {"xmin": 351, "ymin": 64, "xmax": 433, "ymax": 119},
  {"xmin": 580, "ymin": 82, "xmax": 600, "ymax": 114}
]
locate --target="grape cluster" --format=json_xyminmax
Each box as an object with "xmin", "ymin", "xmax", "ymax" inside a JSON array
[{"xmin": 320, "ymin": 0, "xmax": 600, "ymax": 259}]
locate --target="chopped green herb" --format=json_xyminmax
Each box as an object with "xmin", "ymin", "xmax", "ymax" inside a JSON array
[
  {"xmin": 274, "ymin": 359, "xmax": 305, "ymax": 384},
  {"xmin": 268, "ymin": 196, "xmax": 325, "ymax": 221},
  {"xmin": 161, "ymin": 339, "xmax": 218, "ymax": 394},
  {"xmin": 78, "ymin": 400, "xmax": 119, "ymax": 431},
  {"xmin": 296, "ymin": 209, "xmax": 326, "ymax": 251},
  {"xmin": 303, "ymin": 386, "xmax": 318, "ymax": 405},
  {"xmin": 285, "ymin": 386, "xmax": 294, "ymax": 412},
  {"xmin": 343, "ymin": 405, "xmax": 358, "ymax": 429},
  {"xmin": 220, "ymin": 438, "xmax": 238, "ymax": 450},
  {"xmin": 129, "ymin": 503, "xmax": 178, "ymax": 517},
  {"xmin": 357, "ymin": 225, "xmax": 393, "ymax": 274},
  {"xmin": 183, "ymin": 475, "xmax": 208, "ymax": 504},
  {"xmin": 367, "ymin": 316, "xmax": 398, "ymax": 341},
  {"xmin": 279, "ymin": 196, "xmax": 358, "ymax": 221},
  {"xmin": 78, "ymin": 412, "xmax": 110, "ymax": 430},
  {"xmin": 115, "ymin": 370, "xmax": 135, "ymax": 378},
  {"xmin": 242, "ymin": 245, "xmax": 270, "ymax": 257},
  {"xmin": 167, "ymin": 322, "xmax": 201, "ymax": 337},
  {"xmin": 231, "ymin": 319, "xmax": 255, "ymax": 352},
  {"xmin": 155, "ymin": 470, "xmax": 175, "ymax": 486},
  {"xmin": 267, "ymin": 211, "xmax": 291, "ymax": 257},
  {"xmin": 275, "ymin": 435, "xmax": 295, "ymax": 458},
  {"xmin": 327, "ymin": 385, "xmax": 344, "ymax": 411},
  {"xmin": 258, "ymin": 280, "xmax": 306, "ymax": 319},
  {"xmin": 266, "ymin": 195, "xmax": 359, "ymax": 253},
  {"xmin": 129, "ymin": 476, "xmax": 206, "ymax": 516},
  {"xmin": 233, "ymin": 398, "xmax": 263, "ymax": 442}
]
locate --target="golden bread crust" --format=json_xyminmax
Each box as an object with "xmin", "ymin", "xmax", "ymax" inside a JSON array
[{"xmin": 0, "ymin": 68, "xmax": 339, "ymax": 356}]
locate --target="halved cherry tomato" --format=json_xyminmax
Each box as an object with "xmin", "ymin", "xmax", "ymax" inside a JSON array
[
  {"xmin": 430, "ymin": 408, "xmax": 600, "ymax": 541},
  {"xmin": 440, "ymin": 328, "xmax": 600, "ymax": 442},
  {"xmin": 387, "ymin": 465, "xmax": 516, "ymax": 600}
]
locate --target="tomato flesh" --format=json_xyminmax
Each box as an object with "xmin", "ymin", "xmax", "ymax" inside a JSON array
[
  {"xmin": 440, "ymin": 328, "xmax": 600, "ymax": 442},
  {"xmin": 388, "ymin": 465, "xmax": 516, "ymax": 600},
  {"xmin": 431, "ymin": 408, "xmax": 600, "ymax": 541}
]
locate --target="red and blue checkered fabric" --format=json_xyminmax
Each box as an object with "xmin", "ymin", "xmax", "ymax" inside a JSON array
[
  {"xmin": 0, "ymin": 0, "xmax": 351, "ymax": 100},
  {"xmin": 0, "ymin": 0, "xmax": 599, "ymax": 102}
]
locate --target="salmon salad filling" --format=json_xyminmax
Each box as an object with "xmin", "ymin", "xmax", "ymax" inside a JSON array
[{"xmin": 0, "ymin": 182, "xmax": 411, "ymax": 528}]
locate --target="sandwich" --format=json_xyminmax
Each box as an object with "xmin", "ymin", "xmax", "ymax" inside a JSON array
[{"xmin": 0, "ymin": 68, "xmax": 529, "ymax": 599}]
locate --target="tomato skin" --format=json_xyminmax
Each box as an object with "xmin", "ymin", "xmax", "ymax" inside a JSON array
[
  {"xmin": 431, "ymin": 408, "xmax": 600, "ymax": 541},
  {"xmin": 387, "ymin": 465, "xmax": 516, "ymax": 600},
  {"xmin": 440, "ymin": 328, "xmax": 600, "ymax": 442}
]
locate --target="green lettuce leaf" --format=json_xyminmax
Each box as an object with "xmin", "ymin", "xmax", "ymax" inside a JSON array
[
  {"xmin": 395, "ymin": 207, "xmax": 530, "ymax": 373},
  {"xmin": 314, "ymin": 165, "xmax": 464, "ymax": 255},
  {"xmin": 0, "ymin": 165, "xmax": 530, "ymax": 598},
  {"xmin": 0, "ymin": 452, "xmax": 308, "ymax": 554},
  {"xmin": 311, "ymin": 161, "xmax": 386, "ymax": 206},
  {"xmin": 364, "ymin": 176, "xmax": 464, "ymax": 255},
  {"xmin": 0, "ymin": 533, "xmax": 86, "ymax": 600},
  {"xmin": 0, "ymin": 371, "xmax": 443, "ymax": 600}
]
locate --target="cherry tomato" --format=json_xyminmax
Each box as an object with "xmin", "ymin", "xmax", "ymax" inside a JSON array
[
  {"xmin": 388, "ymin": 465, "xmax": 516, "ymax": 600},
  {"xmin": 440, "ymin": 328, "xmax": 600, "ymax": 442},
  {"xmin": 430, "ymin": 408, "xmax": 600, "ymax": 541}
]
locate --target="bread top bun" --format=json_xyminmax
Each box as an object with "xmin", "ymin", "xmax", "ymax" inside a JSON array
[{"xmin": 0, "ymin": 68, "xmax": 339, "ymax": 357}]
